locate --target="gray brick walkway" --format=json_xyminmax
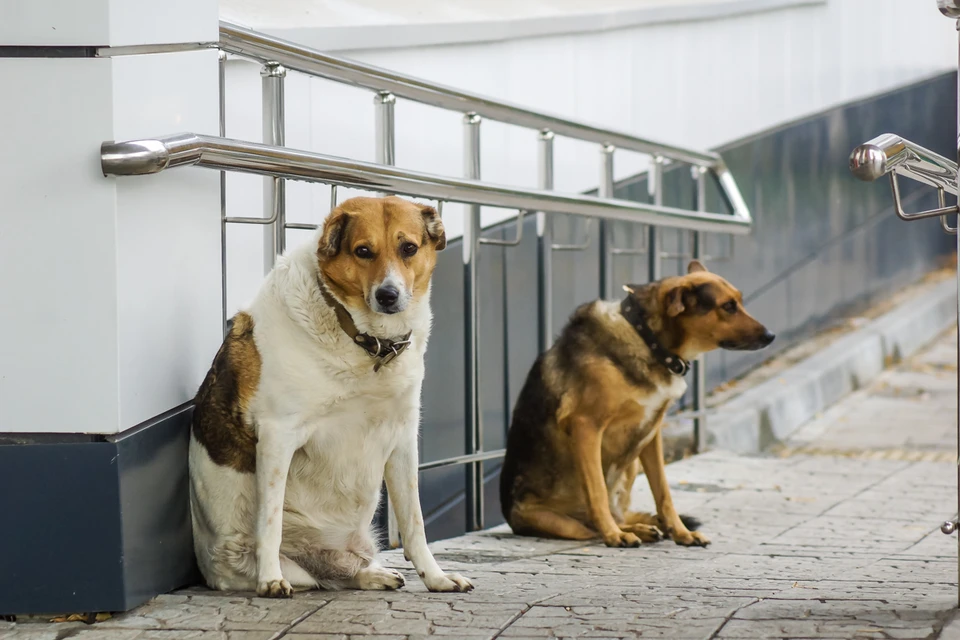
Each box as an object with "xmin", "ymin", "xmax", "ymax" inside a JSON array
[{"xmin": 4, "ymin": 330, "xmax": 958, "ymax": 640}]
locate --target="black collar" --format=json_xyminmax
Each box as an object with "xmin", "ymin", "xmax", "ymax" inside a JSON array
[
  {"xmin": 619, "ymin": 297, "xmax": 690, "ymax": 377},
  {"xmin": 318, "ymin": 279, "xmax": 412, "ymax": 372}
]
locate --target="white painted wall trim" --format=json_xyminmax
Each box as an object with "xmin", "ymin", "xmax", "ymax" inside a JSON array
[{"xmin": 221, "ymin": 0, "xmax": 825, "ymax": 53}]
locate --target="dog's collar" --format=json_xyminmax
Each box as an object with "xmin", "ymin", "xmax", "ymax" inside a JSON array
[
  {"xmin": 619, "ymin": 297, "xmax": 689, "ymax": 377},
  {"xmin": 317, "ymin": 278, "xmax": 412, "ymax": 372}
]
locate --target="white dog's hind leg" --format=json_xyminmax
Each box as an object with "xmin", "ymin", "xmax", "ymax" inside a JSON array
[{"xmin": 279, "ymin": 555, "xmax": 319, "ymax": 590}]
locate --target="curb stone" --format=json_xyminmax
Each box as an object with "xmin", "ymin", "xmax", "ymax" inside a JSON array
[{"xmin": 706, "ymin": 278, "xmax": 957, "ymax": 453}]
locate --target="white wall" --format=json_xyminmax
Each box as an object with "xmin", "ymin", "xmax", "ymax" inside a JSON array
[
  {"xmin": 0, "ymin": 1, "xmax": 221, "ymax": 434},
  {"xmin": 221, "ymin": 0, "xmax": 957, "ymax": 316}
]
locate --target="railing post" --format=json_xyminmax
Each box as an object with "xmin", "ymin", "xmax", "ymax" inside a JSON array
[
  {"xmin": 648, "ymin": 155, "xmax": 664, "ymax": 281},
  {"xmin": 952, "ymin": 11, "xmax": 960, "ymax": 606},
  {"xmin": 376, "ymin": 90, "xmax": 401, "ymax": 548},
  {"xmin": 537, "ymin": 130, "xmax": 555, "ymax": 352},
  {"xmin": 219, "ymin": 50, "xmax": 228, "ymax": 336},
  {"xmin": 691, "ymin": 166, "xmax": 708, "ymax": 454},
  {"xmin": 599, "ymin": 144, "xmax": 615, "ymax": 299},
  {"xmin": 261, "ymin": 61, "xmax": 286, "ymax": 275},
  {"xmin": 374, "ymin": 91, "xmax": 396, "ymax": 168},
  {"xmin": 463, "ymin": 112, "xmax": 484, "ymax": 531}
]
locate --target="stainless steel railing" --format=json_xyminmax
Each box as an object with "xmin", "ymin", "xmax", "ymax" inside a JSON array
[
  {"xmin": 102, "ymin": 21, "xmax": 754, "ymax": 543},
  {"xmin": 849, "ymin": 133, "xmax": 958, "ymax": 233}
]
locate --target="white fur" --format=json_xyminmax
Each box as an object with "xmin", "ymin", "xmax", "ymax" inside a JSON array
[{"xmin": 189, "ymin": 231, "xmax": 471, "ymax": 595}]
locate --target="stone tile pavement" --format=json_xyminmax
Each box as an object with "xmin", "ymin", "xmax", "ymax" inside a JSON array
[{"xmin": 3, "ymin": 329, "xmax": 957, "ymax": 640}]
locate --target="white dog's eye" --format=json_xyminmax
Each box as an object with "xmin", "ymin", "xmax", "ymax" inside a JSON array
[
  {"xmin": 401, "ymin": 242, "xmax": 419, "ymax": 257},
  {"xmin": 354, "ymin": 246, "xmax": 373, "ymax": 259}
]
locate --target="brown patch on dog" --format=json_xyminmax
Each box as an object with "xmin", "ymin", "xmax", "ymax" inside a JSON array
[
  {"xmin": 191, "ymin": 312, "xmax": 261, "ymax": 473},
  {"xmin": 500, "ymin": 261, "xmax": 773, "ymax": 548},
  {"xmin": 317, "ymin": 196, "xmax": 445, "ymax": 312}
]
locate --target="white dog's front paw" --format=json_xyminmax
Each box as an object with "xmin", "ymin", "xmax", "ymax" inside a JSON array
[
  {"xmin": 422, "ymin": 572, "xmax": 473, "ymax": 593},
  {"xmin": 257, "ymin": 578, "xmax": 293, "ymax": 598},
  {"xmin": 355, "ymin": 566, "xmax": 405, "ymax": 591}
]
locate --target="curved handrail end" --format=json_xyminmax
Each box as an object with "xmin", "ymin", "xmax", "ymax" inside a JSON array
[
  {"xmin": 101, "ymin": 139, "xmax": 171, "ymax": 176},
  {"xmin": 849, "ymin": 143, "xmax": 888, "ymax": 182}
]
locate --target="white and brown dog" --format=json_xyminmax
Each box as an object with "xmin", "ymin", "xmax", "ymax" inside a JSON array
[{"xmin": 188, "ymin": 196, "xmax": 472, "ymax": 597}]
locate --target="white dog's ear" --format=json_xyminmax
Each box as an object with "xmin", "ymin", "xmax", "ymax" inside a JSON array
[
  {"xmin": 421, "ymin": 205, "xmax": 446, "ymax": 251},
  {"xmin": 318, "ymin": 208, "xmax": 351, "ymax": 258}
]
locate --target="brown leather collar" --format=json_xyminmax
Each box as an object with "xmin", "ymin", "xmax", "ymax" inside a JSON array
[
  {"xmin": 317, "ymin": 278, "xmax": 412, "ymax": 372},
  {"xmin": 620, "ymin": 296, "xmax": 689, "ymax": 377}
]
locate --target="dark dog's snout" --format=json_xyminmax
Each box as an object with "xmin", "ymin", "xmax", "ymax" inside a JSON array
[
  {"xmin": 759, "ymin": 330, "xmax": 775, "ymax": 347},
  {"xmin": 375, "ymin": 285, "xmax": 400, "ymax": 310}
]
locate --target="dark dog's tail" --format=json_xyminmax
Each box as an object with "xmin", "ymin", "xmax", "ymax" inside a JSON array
[{"xmin": 629, "ymin": 512, "xmax": 702, "ymax": 531}]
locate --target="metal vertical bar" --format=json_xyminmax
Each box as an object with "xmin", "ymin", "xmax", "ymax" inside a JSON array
[
  {"xmin": 953, "ymin": 15, "xmax": 960, "ymax": 607},
  {"xmin": 375, "ymin": 90, "xmax": 400, "ymax": 548},
  {"xmin": 463, "ymin": 112, "xmax": 484, "ymax": 532},
  {"xmin": 691, "ymin": 166, "xmax": 707, "ymax": 454},
  {"xmin": 219, "ymin": 50, "xmax": 229, "ymax": 336},
  {"xmin": 537, "ymin": 130, "xmax": 555, "ymax": 353},
  {"xmin": 599, "ymin": 145, "xmax": 615, "ymax": 299},
  {"xmin": 261, "ymin": 62, "xmax": 286, "ymax": 275},
  {"xmin": 375, "ymin": 91, "xmax": 396, "ymax": 167},
  {"xmin": 649, "ymin": 155, "xmax": 664, "ymax": 282}
]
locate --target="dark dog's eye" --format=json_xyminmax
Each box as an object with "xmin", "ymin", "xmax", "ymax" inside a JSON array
[
  {"xmin": 401, "ymin": 242, "xmax": 419, "ymax": 257},
  {"xmin": 722, "ymin": 301, "xmax": 738, "ymax": 314},
  {"xmin": 354, "ymin": 246, "xmax": 373, "ymax": 259}
]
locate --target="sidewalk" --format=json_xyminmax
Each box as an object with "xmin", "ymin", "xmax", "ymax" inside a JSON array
[{"xmin": 4, "ymin": 329, "xmax": 958, "ymax": 640}]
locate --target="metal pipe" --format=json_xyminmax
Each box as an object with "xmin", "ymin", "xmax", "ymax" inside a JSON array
[
  {"xmin": 261, "ymin": 62, "xmax": 286, "ymax": 275},
  {"xmin": 374, "ymin": 91, "xmax": 396, "ymax": 168},
  {"xmin": 219, "ymin": 50, "xmax": 228, "ymax": 336},
  {"xmin": 649, "ymin": 156, "xmax": 664, "ymax": 281},
  {"xmin": 950, "ymin": 9, "xmax": 960, "ymax": 605},
  {"xmin": 849, "ymin": 133, "xmax": 958, "ymax": 195},
  {"xmin": 691, "ymin": 166, "xmax": 707, "ymax": 454},
  {"xmin": 537, "ymin": 130, "xmax": 555, "ymax": 353},
  {"xmin": 375, "ymin": 90, "xmax": 399, "ymax": 548},
  {"xmin": 599, "ymin": 145, "xmax": 615, "ymax": 299},
  {"xmin": 219, "ymin": 22, "xmax": 721, "ymax": 169},
  {"xmin": 419, "ymin": 449, "xmax": 505, "ymax": 472},
  {"xmin": 463, "ymin": 113, "xmax": 483, "ymax": 532},
  {"xmin": 100, "ymin": 134, "xmax": 753, "ymax": 235}
]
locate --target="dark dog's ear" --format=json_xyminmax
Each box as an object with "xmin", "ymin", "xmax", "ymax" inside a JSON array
[
  {"xmin": 665, "ymin": 286, "xmax": 687, "ymax": 317},
  {"xmin": 421, "ymin": 205, "xmax": 446, "ymax": 251},
  {"xmin": 688, "ymin": 260, "xmax": 708, "ymax": 274},
  {"xmin": 318, "ymin": 208, "xmax": 351, "ymax": 258}
]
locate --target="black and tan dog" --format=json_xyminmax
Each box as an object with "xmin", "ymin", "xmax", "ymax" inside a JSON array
[{"xmin": 499, "ymin": 260, "xmax": 773, "ymax": 548}]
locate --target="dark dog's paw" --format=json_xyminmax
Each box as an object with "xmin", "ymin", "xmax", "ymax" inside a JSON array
[
  {"xmin": 673, "ymin": 530, "xmax": 711, "ymax": 547},
  {"xmin": 257, "ymin": 578, "xmax": 293, "ymax": 598},
  {"xmin": 621, "ymin": 523, "xmax": 664, "ymax": 543},
  {"xmin": 604, "ymin": 530, "xmax": 641, "ymax": 548}
]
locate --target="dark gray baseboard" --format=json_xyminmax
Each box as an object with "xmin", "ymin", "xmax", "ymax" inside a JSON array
[{"xmin": 0, "ymin": 406, "xmax": 199, "ymax": 614}]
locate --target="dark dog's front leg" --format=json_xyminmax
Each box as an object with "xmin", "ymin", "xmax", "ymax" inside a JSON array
[{"xmin": 638, "ymin": 425, "xmax": 710, "ymax": 547}]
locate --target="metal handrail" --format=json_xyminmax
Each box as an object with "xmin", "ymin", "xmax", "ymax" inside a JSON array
[
  {"xmin": 849, "ymin": 133, "xmax": 959, "ymax": 232},
  {"xmin": 850, "ymin": 133, "xmax": 958, "ymax": 194},
  {"xmin": 218, "ymin": 21, "xmax": 749, "ymax": 221},
  {"xmin": 100, "ymin": 133, "xmax": 752, "ymax": 235}
]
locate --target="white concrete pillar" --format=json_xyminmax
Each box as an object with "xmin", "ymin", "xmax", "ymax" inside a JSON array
[{"xmin": 0, "ymin": 0, "xmax": 222, "ymax": 435}]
